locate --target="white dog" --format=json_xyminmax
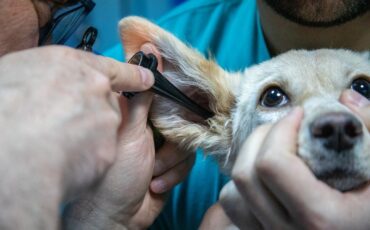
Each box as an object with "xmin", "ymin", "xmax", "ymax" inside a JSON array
[{"xmin": 119, "ymin": 16, "xmax": 370, "ymax": 192}]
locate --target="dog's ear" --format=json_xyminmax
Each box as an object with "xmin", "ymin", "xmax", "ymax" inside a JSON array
[{"xmin": 119, "ymin": 16, "xmax": 241, "ymax": 166}]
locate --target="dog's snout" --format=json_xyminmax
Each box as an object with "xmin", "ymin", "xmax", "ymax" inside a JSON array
[{"xmin": 310, "ymin": 112, "xmax": 363, "ymax": 152}]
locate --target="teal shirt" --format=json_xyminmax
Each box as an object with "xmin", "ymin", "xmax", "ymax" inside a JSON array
[{"xmin": 104, "ymin": 0, "xmax": 270, "ymax": 229}]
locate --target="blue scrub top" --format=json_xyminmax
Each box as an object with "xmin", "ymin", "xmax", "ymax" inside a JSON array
[{"xmin": 104, "ymin": 0, "xmax": 270, "ymax": 229}]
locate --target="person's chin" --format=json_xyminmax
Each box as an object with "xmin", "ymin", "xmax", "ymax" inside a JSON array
[{"xmin": 262, "ymin": 0, "xmax": 370, "ymax": 27}]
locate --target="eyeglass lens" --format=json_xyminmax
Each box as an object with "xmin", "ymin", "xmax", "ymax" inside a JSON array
[{"xmin": 39, "ymin": 0, "xmax": 95, "ymax": 45}]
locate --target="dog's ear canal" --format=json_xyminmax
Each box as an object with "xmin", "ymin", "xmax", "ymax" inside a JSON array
[{"xmin": 119, "ymin": 17, "xmax": 239, "ymax": 166}]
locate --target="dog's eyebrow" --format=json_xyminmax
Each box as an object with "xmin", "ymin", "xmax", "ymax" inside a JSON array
[{"xmin": 256, "ymin": 76, "xmax": 289, "ymax": 92}]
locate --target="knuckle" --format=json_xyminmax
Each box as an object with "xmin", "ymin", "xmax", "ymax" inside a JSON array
[
  {"xmin": 87, "ymin": 71, "xmax": 111, "ymax": 93},
  {"xmin": 255, "ymin": 152, "xmax": 274, "ymax": 176},
  {"xmin": 219, "ymin": 182, "xmax": 237, "ymax": 204},
  {"xmin": 132, "ymin": 66, "xmax": 141, "ymax": 81},
  {"xmin": 94, "ymin": 72, "xmax": 111, "ymax": 90},
  {"xmin": 231, "ymin": 167, "xmax": 252, "ymax": 188},
  {"xmin": 48, "ymin": 45, "xmax": 79, "ymax": 60}
]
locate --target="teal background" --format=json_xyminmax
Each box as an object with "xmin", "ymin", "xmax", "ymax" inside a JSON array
[{"xmin": 67, "ymin": 0, "xmax": 186, "ymax": 53}]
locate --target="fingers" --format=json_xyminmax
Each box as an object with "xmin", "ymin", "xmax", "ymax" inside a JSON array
[
  {"xmin": 232, "ymin": 123, "xmax": 289, "ymax": 228},
  {"xmin": 150, "ymin": 155, "xmax": 194, "ymax": 194},
  {"xmin": 152, "ymin": 142, "xmax": 189, "ymax": 176},
  {"xmin": 340, "ymin": 90, "xmax": 370, "ymax": 130},
  {"xmin": 220, "ymin": 182, "xmax": 263, "ymax": 229},
  {"xmin": 44, "ymin": 46, "xmax": 155, "ymax": 92},
  {"xmin": 118, "ymin": 92, "xmax": 154, "ymax": 135},
  {"xmin": 150, "ymin": 142, "xmax": 195, "ymax": 194},
  {"xmin": 254, "ymin": 108, "xmax": 339, "ymax": 223},
  {"xmin": 84, "ymin": 54, "xmax": 154, "ymax": 92}
]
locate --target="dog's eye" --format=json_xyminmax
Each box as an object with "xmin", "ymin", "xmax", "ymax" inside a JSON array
[
  {"xmin": 260, "ymin": 87, "xmax": 289, "ymax": 107},
  {"xmin": 351, "ymin": 78, "xmax": 369, "ymax": 99}
]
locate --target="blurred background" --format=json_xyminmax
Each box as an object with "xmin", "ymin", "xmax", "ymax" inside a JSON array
[{"xmin": 68, "ymin": 0, "xmax": 187, "ymax": 53}]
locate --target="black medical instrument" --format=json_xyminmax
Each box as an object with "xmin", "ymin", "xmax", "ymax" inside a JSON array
[
  {"xmin": 74, "ymin": 29, "xmax": 213, "ymax": 120},
  {"xmin": 76, "ymin": 27, "xmax": 98, "ymax": 52},
  {"xmin": 123, "ymin": 51, "xmax": 215, "ymax": 120}
]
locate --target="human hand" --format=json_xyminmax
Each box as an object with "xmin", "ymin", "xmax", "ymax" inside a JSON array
[
  {"xmin": 0, "ymin": 46, "xmax": 154, "ymax": 229},
  {"xmin": 63, "ymin": 91, "xmax": 161, "ymax": 229},
  {"xmin": 220, "ymin": 104, "xmax": 370, "ymax": 230},
  {"xmin": 62, "ymin": 43, "xmax": 195, "ymax": 229}
]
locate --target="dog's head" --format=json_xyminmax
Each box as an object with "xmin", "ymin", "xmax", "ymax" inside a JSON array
[
  {"xmin": 119, "ymin": 17, "xmax": 370, "ymax": 191},
  {"xmin": 235, "ymin": 50, "xmax": 370, "ymax": 191}
]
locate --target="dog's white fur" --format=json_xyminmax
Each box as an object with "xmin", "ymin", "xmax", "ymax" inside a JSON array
[{"xmin": 119, "ymin": 16, "xmax": 370, "ymax": 191}]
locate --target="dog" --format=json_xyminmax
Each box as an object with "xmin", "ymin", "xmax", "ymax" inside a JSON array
[{"xmin": 119, "ymin": 16, "xmax": 370, "ymax": 192}]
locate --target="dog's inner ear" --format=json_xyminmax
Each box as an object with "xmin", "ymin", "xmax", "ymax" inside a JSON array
[
  {"xmin": 151, "ymin": 50, "xmax": 238, "ymax": 164},
  {"xmin": 119, "ymin": 16, "xmax": 240, "ymax": 165},
  {"xmin": 160, "ymin": 59, "xmax": 215, "ymax": 123}
]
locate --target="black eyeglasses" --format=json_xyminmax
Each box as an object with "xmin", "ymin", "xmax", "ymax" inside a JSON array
[{"xmin": 38, "ymin": 0, "xmax": 96, "ymax": 46}]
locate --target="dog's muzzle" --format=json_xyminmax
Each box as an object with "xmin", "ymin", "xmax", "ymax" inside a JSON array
[
  {"xmin": 310, "ymin": 112, "xmax": 363, "ymax": 152},
  {"xmin": 305, "ymin": 111, "xmax": 368, "ymax": 191}
]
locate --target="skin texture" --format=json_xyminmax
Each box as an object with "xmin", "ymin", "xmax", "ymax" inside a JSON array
[
  {"xmin": 1, "ymin": 0, "xmax": 369, "ymax": 229},
  {"xmin": 209, "ymin": 1, "xmax": 370, "ymax": 229},
  {"xmin": 199, "ymin": 93, "xmax": 369, "ymax": 229},
  {"xmin": 0, "ymin": 46, "xmax": 155, "ymax": 229},
  {"xmin": 215, "ymin": 93, "xmax": 370, "ymax": 230},
  {"xmin": 119, "ymin": 17, "xmax": 370, "ymax": 229},
  {"xmin": 0, "ymin": 1, "xmax": 194, "ymax": 229},
  {"xmin": 62, "ymin": 44, "xmax": 195, "ymax": 230},
  {"xmin": 0, "ymin": 0, "xmax": 39, "ymax": 55},
  {"xmin": 263, "ymin": 0, "xmax": 370, "ymax": 27},
  {"xmin": 258, "ymin": 0, "xmax": 370, "ymax": 54}
]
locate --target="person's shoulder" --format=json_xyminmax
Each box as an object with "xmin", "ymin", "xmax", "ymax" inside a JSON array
[{"xmin": 158, "ymin": 0, "xmax": 246, "ymax": 25}]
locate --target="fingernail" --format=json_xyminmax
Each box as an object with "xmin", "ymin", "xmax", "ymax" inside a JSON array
[
  {"xmin": 151, "ymin": 180, "xmax": 167, "ymax": 194},
  {"xmin": 346, "ymin": 91, "xmax": 369, "ymax": 108},
  {"xmin": 138, "ymin": 67, "xmax": 154, "ymax": 88}
]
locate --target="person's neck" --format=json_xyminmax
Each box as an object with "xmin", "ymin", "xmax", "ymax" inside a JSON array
[{"xmin": 257, "ymin": 0, "xmax": 370, "ymax": 56}]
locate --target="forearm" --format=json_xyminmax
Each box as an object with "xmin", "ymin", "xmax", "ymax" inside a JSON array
[{"xmin": 0, "ymin": 138, "xmax": 61, "ymax": 230}]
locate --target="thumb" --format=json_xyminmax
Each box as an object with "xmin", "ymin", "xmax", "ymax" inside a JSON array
[
  {"xmin": 127, "ymin": 92, "xmax": 153, "ymax": 130},
  {"xmin": 340, "ymin": 90, "xmax": 370, "ymax": 130},
  {"xmin": 118, "ymin": 92, "xmax": 153, "ymax": 134}
]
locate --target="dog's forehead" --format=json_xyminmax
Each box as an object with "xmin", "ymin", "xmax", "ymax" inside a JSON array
[{"xmin": 240, "ymin": 49, "xmax": 370, "ymax": 100}]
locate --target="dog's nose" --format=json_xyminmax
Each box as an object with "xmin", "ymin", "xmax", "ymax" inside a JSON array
[{"xmin": 310, "ymin": 112, "xmax": 363, "ymax": 152}]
